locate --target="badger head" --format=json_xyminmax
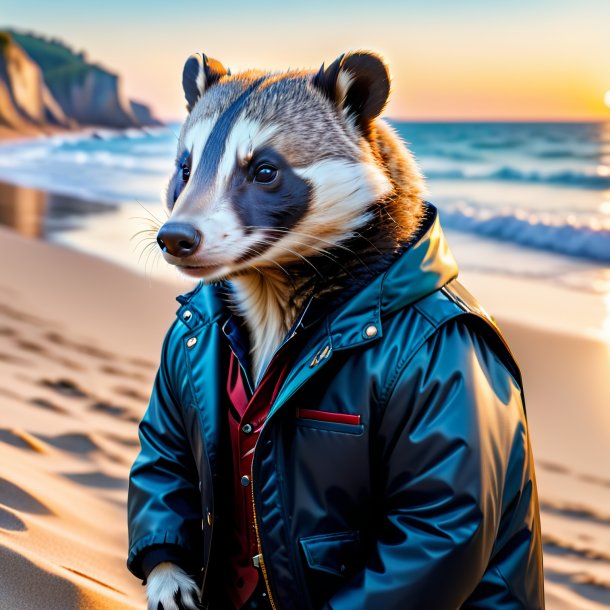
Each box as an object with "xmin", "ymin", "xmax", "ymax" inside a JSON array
[{"xmin": 157, "ymin": 50, "xmax": 420, "ymax": 281}]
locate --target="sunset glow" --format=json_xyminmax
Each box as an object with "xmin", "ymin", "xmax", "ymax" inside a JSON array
[{"xmin": 3, "ymin": 0, "xmax": 610, "ymax": 121}]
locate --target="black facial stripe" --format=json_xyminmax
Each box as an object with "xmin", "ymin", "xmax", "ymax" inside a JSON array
[
  {"xmin": 168, "ymin": 150, "xmax": 193, "ymax": 209},
  {"xmin": 229, "ymin": 148, "xmax": 312, "ymax": 260},
  {"xmin": 192, "ymin": 77, "xmax": 267, "ymax": 196}
]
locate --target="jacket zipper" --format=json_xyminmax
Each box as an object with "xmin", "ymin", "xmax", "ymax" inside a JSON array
[
  {"xmin": 250, "ymin": 460, "xmax": 278, "ymax": 610},
  {"xmin": 229, "ymin": 306, "xmax": 316, "ymax": 610}
]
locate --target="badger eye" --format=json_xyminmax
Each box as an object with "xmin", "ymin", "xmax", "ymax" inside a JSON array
[
  {"xmin": 254, "ymin": 164, "xmax": 278, "ymax": 184},
  {"xmin": 181, "ymin": 163, "xmax": 190, "ymax": 182}
]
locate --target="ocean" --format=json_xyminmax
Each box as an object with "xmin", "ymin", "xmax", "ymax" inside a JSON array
[{"xmin": 1, "ymin": 121, "xmax": 609, "ymax": 290}]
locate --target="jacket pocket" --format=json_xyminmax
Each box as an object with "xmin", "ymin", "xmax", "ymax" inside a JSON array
[
  {"xmin": 299, "ymin": 530, "xmax": 361, "ymax": 577},
  {"xmin": 295, "ymin": 409, "xmax": 364, "ymax": 435}
]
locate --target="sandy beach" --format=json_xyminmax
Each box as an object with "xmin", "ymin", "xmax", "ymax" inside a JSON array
[
  {"xmin": 0, "ymin": 225, "xmax": 187, "ymax": 609},
  {"xmin": 0, "ymin": 216, "xmax": 609, "ymax": 609}
]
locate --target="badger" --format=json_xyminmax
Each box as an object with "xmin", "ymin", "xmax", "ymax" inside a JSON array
[
  {"xmin": 131, "ymin": 47, "xmax": 544, "ymax": 610},
  {"xmin": 156, "ymin": 50, "xmax": 424, "ymax": 383},
  {"xmin": 149, "ymin": 50, "xmax": 422, "ymax": 609}
]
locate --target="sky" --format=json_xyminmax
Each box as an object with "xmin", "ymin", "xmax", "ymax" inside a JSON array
[{"xmin": 2, "ymin": 0, "xmax": 610, "ymax": 122}]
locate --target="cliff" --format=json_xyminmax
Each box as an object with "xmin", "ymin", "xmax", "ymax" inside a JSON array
[
  {"xmin": 0, "ymin": 32, "xmax": 72, "ymax": 133},
  {"xmin": 0, "ymin": 30, "xmax": 161, "ymax": 136}
]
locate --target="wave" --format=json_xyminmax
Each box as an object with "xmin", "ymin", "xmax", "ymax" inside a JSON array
[
  {"xmin": 426, "ymin": 166, "xmax": 610, "ymax": 188},
  {"xmin": 440, "ymin": 203, "xmax": 610, "ymax": 263}
]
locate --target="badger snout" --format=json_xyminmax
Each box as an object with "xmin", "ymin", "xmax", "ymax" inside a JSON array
[{"xmin": 157, "ymin": 222, "xmax": 202, "ymax": 258}]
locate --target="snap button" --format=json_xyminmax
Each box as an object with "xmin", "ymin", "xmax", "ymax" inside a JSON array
[
  {"xmin": 207, "ymin": 511, "xmax": 213, "ymax": 526},
  {"xmin": 186, "ymin": 336, "xmax": 197, "ymax": 348},
  {"xmin": 364, "ymin": 324, "xmax": 378, "ymax": 338},
  {"xmin": 240, "ymin": 475, "xmax": 251, "ymax": 487},
  {"xmin": 242, "ymin": 423, "xmax": 253, "ymax": 434},
  {"xmin": 182, "ymin": 309, "xmax": 193, "ymax": 321}
]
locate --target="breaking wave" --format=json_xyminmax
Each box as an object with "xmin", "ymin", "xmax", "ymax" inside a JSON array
[
  {"xmin": 427, "ymin": 166, "xmax": 610, "ymax": 189},
  {"xmin": 440, "ymin": 203, "xmax": 610, "ymax": 263}
]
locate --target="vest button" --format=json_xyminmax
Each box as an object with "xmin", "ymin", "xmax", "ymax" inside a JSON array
[
  {"xmin": 240, "ymin": 475, "xmax": 251, "ymax": 487},
  {"xmin": 242, "ymin": 423, "xmax": 253, "ymax": 434},
  {"xmin": 182, "ymin": 309, "xmax": 192, "ymax": 321},
  {"xmin": 186, "ymin": 336, "xmax": 197, "ymax": 348}
]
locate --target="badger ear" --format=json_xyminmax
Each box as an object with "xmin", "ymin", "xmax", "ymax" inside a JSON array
[
  {"xmin": 182, "ymin": 52, "xmax": 228, "ymax": 112},
  {"xmin": 312, "ymin": 51, "xmax": 390, "ymax": 129}
]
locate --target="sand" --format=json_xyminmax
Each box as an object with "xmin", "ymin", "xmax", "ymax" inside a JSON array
[
  {"xmin": 1, "ymin": 225, "xmax": 610, "ymax": 609},
  {"xmin": 0, "ymin": 226, "xmax": 184, "ymax": 609}
]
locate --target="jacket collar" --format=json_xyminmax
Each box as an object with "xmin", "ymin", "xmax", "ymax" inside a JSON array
[
  {"xmin": 176, "ymin": 202, "xmax": 459, "ymax": 351},
  {"xmin": 321, "ymin": 202, "xmax": 458, "ymax": 350}
]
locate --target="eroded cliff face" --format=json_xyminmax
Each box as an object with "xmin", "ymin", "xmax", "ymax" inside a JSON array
[
  {"xmin": 0, "ymin": 31, "xmax": 161, "ymax": 136},
  {"xmin": 0, "ymin": 32, "xmax": 71, "ymax": 133},
  {"xmin": 48, "ymin": 65, "xmax": 140, "ymax": 128}
]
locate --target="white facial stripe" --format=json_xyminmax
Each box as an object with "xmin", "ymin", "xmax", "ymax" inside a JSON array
[
  {"xmin": 171, "ymin": 118, "xmax": 215, "ymax": 212},
  {"xmin": 185, "ymin": 118, "xmax": 215, "ymax": 171},
  {"xmin": 215, "ymin": 118, "xmax": 279, "ymax": 191},
  {"xmin": 296, "ymin": 157, "xmax": 391, "ymax": 226},
  {"xmin": 169, "ymin": 202, "xmax": 260, "ymax": 266},
  {"xmin": 244, "ymin": 158, "xmax": 391, "ymax": 266}
]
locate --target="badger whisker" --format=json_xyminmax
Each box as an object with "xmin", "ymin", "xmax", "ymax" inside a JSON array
[
  {"xmin": 134, "ymin": 199, "xmax": 167, "ymax": 224},
  {"xmin": 137, "ymin": 239, "xmax": 158, "ymax": 265},
  {"xmin": 238, "ymin": 245, "xmax": 295, "ymax": 281},
  {"xmin": 245, "ymin": 238, "xmax": 325, "ymax": 279}
]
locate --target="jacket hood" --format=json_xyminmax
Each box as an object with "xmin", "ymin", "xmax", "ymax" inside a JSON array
[
  {"xmin": 178, "ymin": 202, "xmax": 459, "ymax": 349},
  {"xmin": 324, "ymin": 202, "xmax": 459, "ymax": 349}
]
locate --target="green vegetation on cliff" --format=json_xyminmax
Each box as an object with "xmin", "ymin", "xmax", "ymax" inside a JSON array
[{"xmin": 0, "ymin": 29, "xmax": 160, "ymax": 131}]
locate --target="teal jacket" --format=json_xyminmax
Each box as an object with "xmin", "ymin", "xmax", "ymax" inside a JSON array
[{"xmin": 128, "ymin": 204, "xmax": 544, "ymax": 609}]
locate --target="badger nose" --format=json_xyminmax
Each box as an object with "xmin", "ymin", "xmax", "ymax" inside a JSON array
[{"xmin": 157, "ymin": 222, "xmax": 202, "ymax": 257}]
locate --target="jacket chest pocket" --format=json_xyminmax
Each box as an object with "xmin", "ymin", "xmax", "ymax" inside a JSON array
[
  {"xmin": 289, "ymin": 407, "xmax": 369, "ymax": 502},
  {"xmin": 295, "ymin": 408, "xmax": 364, "ymax": 436}
]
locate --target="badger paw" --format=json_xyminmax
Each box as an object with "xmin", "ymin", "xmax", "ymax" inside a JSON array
[{"xmin": 146, "ymin": 562, "xmax": 202, "ymax": 610}]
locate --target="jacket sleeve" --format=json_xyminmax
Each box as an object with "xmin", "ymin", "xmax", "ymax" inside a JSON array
[
  {"xmin": 127, "ymin": 321, "xmax": 203, "ymax": 580},
  {"xmin": 326, "ymin": 317, "xmax": 530, "ymax": 610}
]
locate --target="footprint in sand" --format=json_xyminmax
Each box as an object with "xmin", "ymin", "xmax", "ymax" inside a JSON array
[
  {"xmin": 540, "ymin": 499, "xmax": 610, "ymax": 527},
  {"xmin": 41, "ymin": 378, "xmax": 88, "ymax": 398},
  {"xmin": 44, "ymin": 332, "xmax": 115, "ymax": 361},
  {"xmin": 30, "ymin": 397, "xmax": 69, "ymax": 415},
  {"xmin": 0, "ymin": 351, "xmax": 30, "ymax": 366},
  {"xmin": 0, "ymin": 506, "xmax": 27, "ymax": 531},
  {"xmin": 128, "ymin": 356, "xmax": 156, "ymax": 370},
  {"xmin": 36, "ymin": 432, "xmax": 100, "ymax": 455},
  {"xmin": 0, "ymin": 478, "xmax": 52, "ymax": 515},
  {"xmin": 102, "ymin": 432, "xmax": 139, "ymax": 448},
  {"xmin": 90, "ymin": 401, "xmax": 139, "ymax": 423},
  {"xmin": 61, "ymin": 471, "xmax": 126, "ymax": 490},
  {"xmin": 17, "ymin": 339, "xmax": 47, "ymax": 354},
  {"xmin": 100, "ymin": 364, "xmax": 148, "ymax": 382},
  {"xmin": 113, "ymin": 385, "xmax": 149, "ymax": 403}
]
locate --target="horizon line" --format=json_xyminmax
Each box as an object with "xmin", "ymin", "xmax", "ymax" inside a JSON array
[{"xmin": 158, "ymin": 115, "xmax": 610, "ymax": 125}]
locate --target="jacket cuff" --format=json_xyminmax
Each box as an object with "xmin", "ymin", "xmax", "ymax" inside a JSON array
[
  {"xmin": 128, "ymin": 532, "xmax": 191, "ymax": 580},
  {"xmin": 140, "ymin": 545, "xmax": 191, "ymax": 583}
]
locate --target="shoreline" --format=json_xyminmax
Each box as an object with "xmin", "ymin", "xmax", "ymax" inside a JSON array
[{"xmin": 2, "ymin": 173, "xmax": 608, "ymax": 342}]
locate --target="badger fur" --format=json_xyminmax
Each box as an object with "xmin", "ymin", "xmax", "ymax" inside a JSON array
[{"xmin": 150, "ymin": 49, "xmax": 425, "ymax": 608}]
